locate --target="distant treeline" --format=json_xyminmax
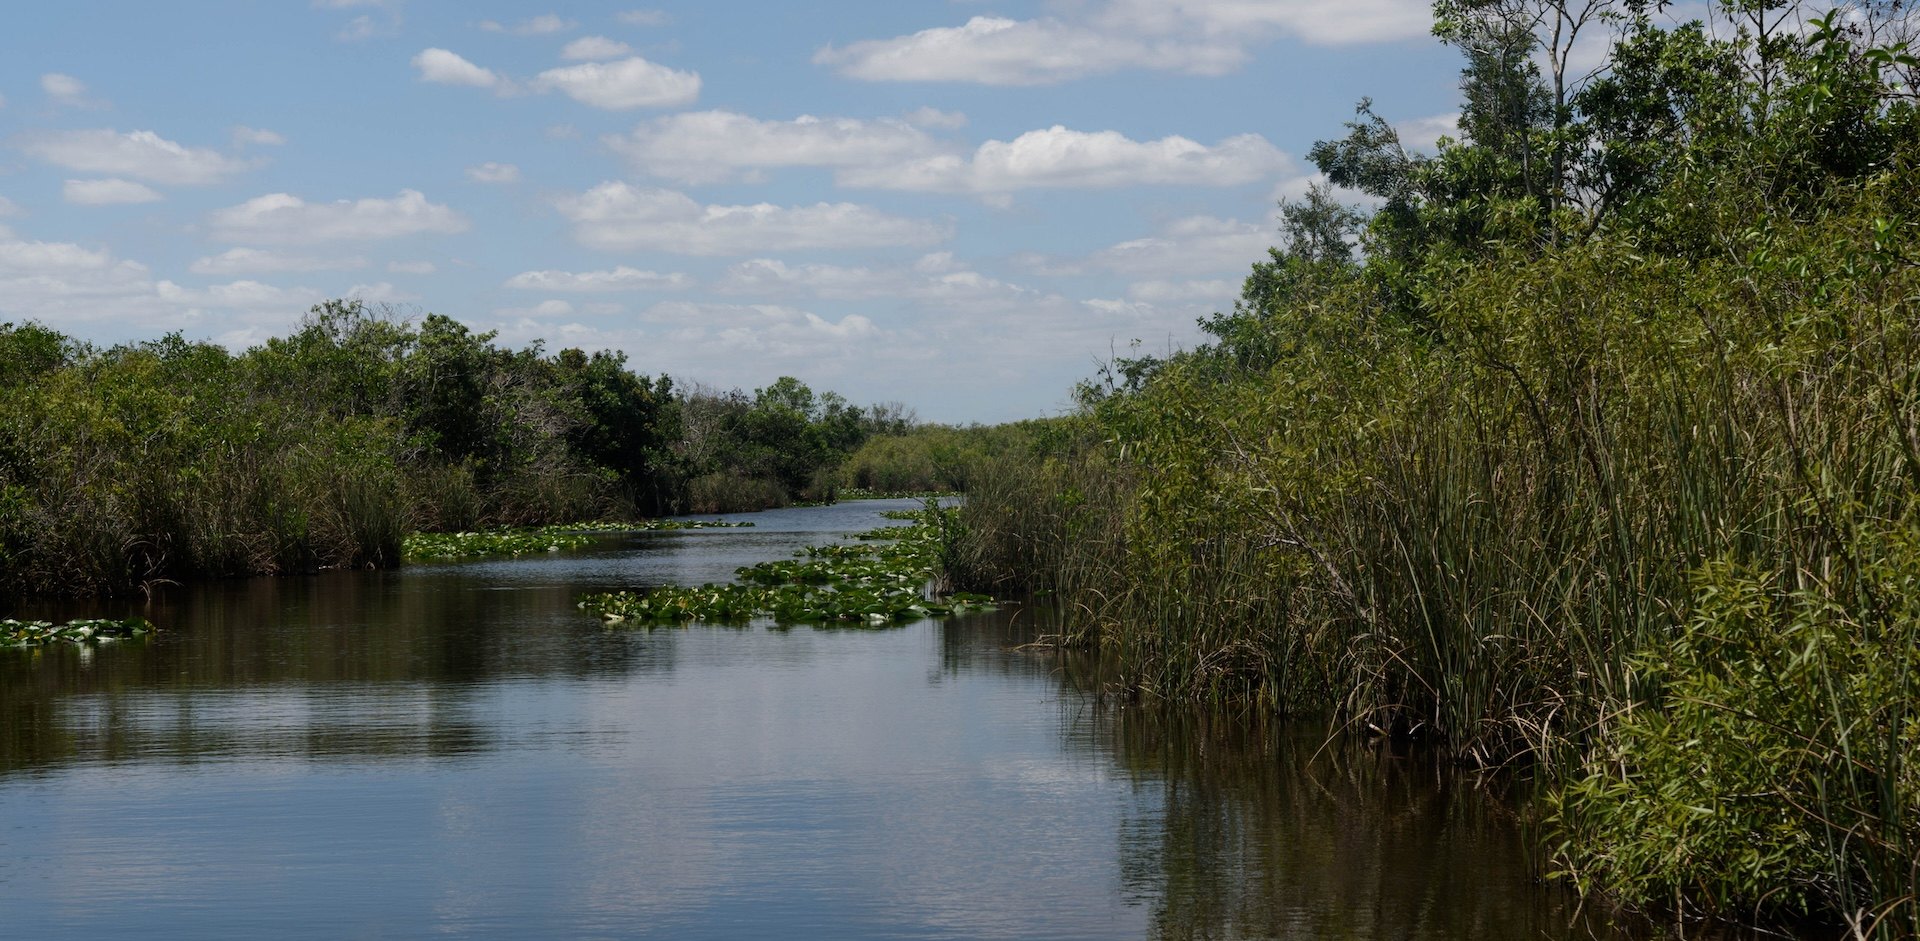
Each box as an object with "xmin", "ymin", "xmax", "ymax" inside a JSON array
[
  {"xmin": 0, "ymin": 301, "xmax": 972, "ymax": 597},
  {"xmin": 950, "ymin": 1, "xmax": 1920, "ymax": 935}
]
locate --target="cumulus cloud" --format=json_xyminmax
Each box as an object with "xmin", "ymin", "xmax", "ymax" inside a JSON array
[
  {"xmin": 1125, "ymin": 278, "xmax": 1239, "ymax": 304},
  {"xmin": 814, "ymin": 16, "xmax": 1242, "ymax": 85},
  {"xmin": 1090, "ymin": 216, "xmax": 1274, "ymax": 276},
  {"xmin": 561, "ymin": 36, "xmax": 633, "ymax": 60},
  {"xmin": 1096, "ymin": 0, "xmax": 1431, "ymax": 45},
  {"xmin": 552, "ymin": 182, "xmax": 949, "ymax": 255},
  {"xmin": 411, "ymin": 48, "xmax": 698, "ymax": 109},
  {"xmin": 207, "ymin": 190, "xmax": 469, "ymax": 244},
  {"xmin": 479, "ymin": 14, "xmax": 575, "ymax": 35},
  {"xmin": 1020, "ymin": 215, "xmax": 1275, "ymax": 279},
  {"xmin": 607, "ymin": 111, "xmax": 939, "ymax": 184},
  {"xmin": 504, "ymin": 266, "xmax": 693, "ymax": 292},
  {"xmin": 841, "ymin": 126, "xmax": 1290, "ymax": 194},
  {"xmin": 533, "ymin": 57, "xmax": 700, "ymax": 109},
  {"xmin": 1397, "ymin": 111, "xmax": 1462, "ymax": 153},
  {"xmin": 466, "ymin": 162, "xmax": 521, "ymax": 184},
  {"xmin": 0, "ymin": 232, "xmax": 318, "ymax": 330},
  {"xmin": 818, "ymin": 2, "xmax": 1430, "ymax": 86},
  {"xmin": 716, "ymin": 255, "xmax": 1037, "ymax": 306},
  {"xmin": 40, "ymin": 73, "xmax": 93, "ymax": 105},
  {"xmin": 412, "ymin": 48, "xmax": 508, "ymax": 90},
  {"xmin": 189, "ymin": 248, "xmax": 369, "ymax": 276},
  {"xmin": 63, "ymin": 179, "xmax": 164, "ymax": 205},
  {"xmin": 16, "ymin": 129, "xmax": 256, "ymax": 186}
]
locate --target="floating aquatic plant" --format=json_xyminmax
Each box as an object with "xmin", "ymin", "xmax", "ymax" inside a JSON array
[
  {"xmin": 403, "ymin": 520, "xmax": 755, "ymax": 562},
  {"xmin": 1, "ymin": 617, "xmax": 156, "ymax": 648},
  {"xmin": 580, "ymin": 505, "xmax": 994, "ymax": 627}
]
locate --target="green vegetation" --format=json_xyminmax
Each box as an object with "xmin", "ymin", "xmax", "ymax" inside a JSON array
[
  {"xmin": 401, "ymin": 519, "xmax": 754, "ymax": 562},
  {"xmin": 952, "ymin": 2, "xmax": 1920, "ymax": 934},
  {"xmin": 581, "ymin": 502, "xmax": 994, "ymax": 626},
  {"xmin": 836, "ymin": 419, "xmax": 1069, "ymax": 495},
  {"xmin": 2, "ymin": 616, "xmax": 154, "ymax": 648},
  {"xmin": 0, "ymin": 303, "xmax": 912, "ymax": 598},
  {"xmin": 676, "ymin": 377, "xmax": 917, "ymax": 511}
]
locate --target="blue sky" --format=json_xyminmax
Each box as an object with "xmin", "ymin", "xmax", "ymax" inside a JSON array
[{"xmin": 0, "ymin": 1, "xmax": 1468, "ymax": 422}]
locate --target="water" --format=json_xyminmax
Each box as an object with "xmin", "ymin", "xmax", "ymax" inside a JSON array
[{"xmin": 0, "ymin": 499, "xmax": 1647, "ymax": 940}]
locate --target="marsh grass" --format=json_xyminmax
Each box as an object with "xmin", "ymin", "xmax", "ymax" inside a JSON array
[{"xmin": 954, "ymin": 182, "xmax": 1920, "ymax": 932}]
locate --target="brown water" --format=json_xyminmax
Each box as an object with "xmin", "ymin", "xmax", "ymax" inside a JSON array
[{"xmin": 0, "ymin": 499, "xmax": 1659, "ymax": 939}]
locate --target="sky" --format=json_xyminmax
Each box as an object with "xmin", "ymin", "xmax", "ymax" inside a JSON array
[{"xmin": 0, "ymin": 0, "xmax": 1470, "ymax": 422}]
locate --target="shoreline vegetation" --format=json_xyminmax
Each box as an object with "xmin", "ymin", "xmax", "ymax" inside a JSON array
[
  {"xmin": 0, "ymin": 301, "xmax": 1013, "ymax": 599},
  {"xmin": 945, "ymin": 2, "xmax": 1920, "ymax": 936}
]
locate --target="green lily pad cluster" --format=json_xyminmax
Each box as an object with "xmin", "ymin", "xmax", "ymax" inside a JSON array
[
  {"xmin": 404, "ymin": 519, "xmax": 755, "ymax": 562},
  {"xmin": 579, "ymin": 507, "xmax": 995, "ymax": 627},
  {"xmin": 2, "ymin": 617, "xmax": 156, "ymax": 648},
  {"xmin": 839, "ymin": 489, "xmax": 961, "ymax": 501}
]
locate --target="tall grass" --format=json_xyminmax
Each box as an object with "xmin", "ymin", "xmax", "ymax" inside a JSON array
[{"xmin": 954, "ymin": 180, "xmax": 1920, "ymax": 931}]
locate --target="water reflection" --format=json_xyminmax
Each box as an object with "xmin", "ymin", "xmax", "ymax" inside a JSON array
[{"xmin": 0, "ymin": 501, "xmax": 1694, "ymax": 940}]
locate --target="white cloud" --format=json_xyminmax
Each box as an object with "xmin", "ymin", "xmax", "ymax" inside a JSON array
[
  {"xmin": 842, "ymin": 126, "xmax": 1290, "ymax": 194},
  {"xmin": 1096, "ymin": 0, "xmax": 1431, "ymax": 45},
  {"xmin": 40, "ymin": 73, "xmax": 89, "ymax": 103},
  {"xmin": 533, "ymin": 57, "xmax": 700, "ymax": 110},
  {"xmin": 645, "ymin": 301, "xmax": 881, "ymax": 350},
  {"xmin": 818, "ymin": 3, "xmax": 1430, "ymax": 87},
  {"xmin": 1397, "ymin": 112, "xmax": 1461, "ymax": 153},
  {"xmin": 552, "ymin": 182, "xmax": 950, "ymax": 256},
  {"xmin": 1125, "ymin": 278, "xmax": 1239, "ymax": 304},
  {"xmin": 412, "ymin": 48, "xmax": 508, "ymax": 90},
  {"xmin": 0, "ymin": 237, "xmax": 120, "ymax": 275},
  {"xmin": 904, "ymin": 107, "xmax": 968, "ymax": 130},
  {"xmin": 1020, "ymin": 215, "xmax": 1275, "ymax": 280},
  {"xmin": 616, "ymin": 9, "xmax": 671, "ymax": 26},
  {"xmin": 1088, "ymin": 215, "xmax": 1274, "ymax": 277},
  {"xmin": 505, "ymin": 266, "xmax": 693, "ymax": 292},
  {"xmin": 0, "ymin": 196, "xmax": 20, "ymax": 217},
  {"xmin": 607, "ymin": 111, "xmax": 939, "ymax": 184},
  {"xmin": 208, "ymin": 190, "xmax": 469, "ymax": 244},
  {"xmin": 344, "ymin": 281, "xmax": 416, "ymax": 302},
  {"xmin": 466, "ymin": 162, "xmax": 521, "ymax": 184},
  {"xmin": 63, "ymin": 179, "xmax": 164, "ymax": 205},
  {"xmin": 479, "ymin": 14, "xmax": 576, "ymax": 35},
  {"xmin": 189, "ymin": 248, "xmax": 369, "ymax": 276},
  {"xmin": 562, "ymin": 36, "xmax": 634, "ymax": 60},
  {"xmin": 388, "ymin": 260, "xmax": 436, "ymax": 274},
  {"xmin": 232, "ymin": 126, "xmax": 287, "ymax": 147},
  {"xmin": 156, "ymin": 279, "xmax": 325, "ymax": 314},
  {"xmin": 16, "ymin": 129, "xmax": 254, "ymax": 186},
  {"xmin": 814, "ymin": 16, "xmax": 1242, "ymax": 85},
  {"xmin": 0, "ymin": 233, "xmax": 299, "ymax": 329},
  {"xmin": 716, "ymin": 256, "xmax": 1036, "ymax": 306}
]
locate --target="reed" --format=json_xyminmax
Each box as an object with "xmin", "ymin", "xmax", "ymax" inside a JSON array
[{"xmin": 956, "ymin": 177, "xmax": 1920, "ymax": 932}]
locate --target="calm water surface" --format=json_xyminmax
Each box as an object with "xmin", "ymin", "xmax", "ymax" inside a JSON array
[{"xmin": 1, "ymin": 500, "xmax": 1647, "ymax": 940}]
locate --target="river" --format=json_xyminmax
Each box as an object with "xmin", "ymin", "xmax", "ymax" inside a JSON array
[{"xmin": 0, "ymin": 499, "xmax": 1660, "ymax": 939}]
